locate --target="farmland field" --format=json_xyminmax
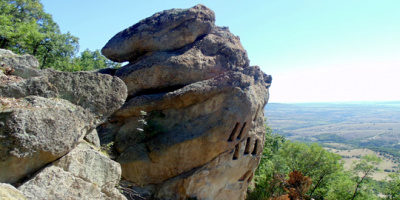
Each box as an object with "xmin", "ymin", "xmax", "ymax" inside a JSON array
[
  {"xmin": 265, "ymin": 102, "xmax": 400, "ymax": 149},
  {"xmin": 264, "ymin": 101, "xmax": 400, "ymax": 179}
]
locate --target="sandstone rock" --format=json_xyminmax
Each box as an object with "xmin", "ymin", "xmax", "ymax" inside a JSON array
[
  {"xmin": 0, "ymin": 96, "xmax": 94, "ymax": 184},
  {"xmin": 53, "ymin": 143, "xmax": 122, "ymax": 194},
  {"xmin": 115, "ymin": 26, "xmax": 249, "ymax": 97},
  {"xmin": 0, "ymin": 183, "xmax": 26, "ymax": 200},
  {"xmin": 18, "ymin": 143, "xmax": 126, "ymax": 200},
  {"xmin": 84, "ymin": 129, "xmax": 101, "ymax": 148},
  {"xmin": 102, "ymin": 4, "xmax": 215, "ymax": 62},
  {"xmin": 98, "ymin": 4, "xmax": 271, "ymax": 200},
  {"xmin": 100, "ymin": 67, "xmax": 270, "ymax": 197},
  {"xmin": 0, "ymin": 70, "xmax": 127, "ymax": 118},
  {"xmin": 0, "ymin": 49, "xmax": 41, "ymax": 78},
  {"xmin": 19, "ymin": 166, "xmax": 110, "ymax": 200}
]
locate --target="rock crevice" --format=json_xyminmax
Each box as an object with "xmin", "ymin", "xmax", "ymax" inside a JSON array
[
  {"xmin": 99, "ymin": 4, "xmax": 271, "ymax": 200},
  {"xmin": 0, "ymin": 4, "xmax": 271, "ymax": 200},
  {"xmin": 0, "ymin": 49, "xmax": 128, "ymax": 199}
]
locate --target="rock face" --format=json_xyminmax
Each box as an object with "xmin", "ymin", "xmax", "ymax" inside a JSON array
[
  {"xmin": 0, "ymin": 183, "xmax": 26, "ymax": 200},
  {"xmin": 99, "ymin": 4, "xmax": 272, "ymax": 200},
  {"xmin": 0, "ymin": 49, "xmax": 127, "ymax": 199},
  {"xmin": 0, "ymin": 49, "xmax": 40, "ymax": 78},
  {"xmin": 18, "ymin": 143, "xmax": 126, "ymax": 200},
  {"xmin": 102, "ymin": 4, "xmax": 215, "ymax": 62},
  {"xmin": 0, "ymin": 96, "xmax": 93, "ymax": 184},
  {"xmin": 0, "ymin": 70, "xmax": 127, "ymax": 118}
]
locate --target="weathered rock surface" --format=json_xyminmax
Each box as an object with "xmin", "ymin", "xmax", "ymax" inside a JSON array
[
  {"xmin": 114, "ymin": 26, "xmax": 249, "ymax": 97},
  {"xmin": 0, "ymin": 183, "xmax": 26, "ymax": 200},
  {"xmin": 0, "ymin": 70, "xmax": 127, "ymax": 118},
  {"xmin": 19, "ymin": 143, "xmax": 126, "ymax": 200},
  {"xmin": 84, "ymin": 129, "xmax": 101, "ymax": 148},
  {"xmin": 99, "ymin": 4, "xmax": 272, "ymax": 200},
  {"xmin": 0, "ymin": 48, "xmax": 128, "ymax": 199},
  {"xmin": 111, "ymin": 67, "xmax": 269, "ymax": 188},
  {"xmin": 0, "ymin": 49, "xmax": 41, "ymax": 78},
  {"xmin": 102, "ymin": 4, "xmax": 215, "ymax": 62},
  {"xmin": 0, "ymin": 96, "xmax": 93, "ymax": 184}
]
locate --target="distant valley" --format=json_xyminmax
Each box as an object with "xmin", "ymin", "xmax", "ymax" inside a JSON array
[
  {"xmin": 264, "ymin": 101, "xmax": 400, "ymax": 179},
  {"xmin": 265, "ymin": 101, "xmax": 400, "ymax": 156}
]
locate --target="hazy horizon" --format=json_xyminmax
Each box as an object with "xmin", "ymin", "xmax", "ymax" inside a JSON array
[{"xmin": 41, "ymin": 0, "xmax": 400, "ymax": 103}]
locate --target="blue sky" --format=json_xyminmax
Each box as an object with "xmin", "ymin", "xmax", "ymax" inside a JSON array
[{"xmin": 41, "ymin": 0, "xmax": 400, "ymax": 103}]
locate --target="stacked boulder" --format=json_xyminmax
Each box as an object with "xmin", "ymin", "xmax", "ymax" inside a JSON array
[
  {"xmin": 0, "ymin": 49, "xmax": 128, "ymax": 199},
  {"xmin": 100, "ymin": 4, "xmax": 272, "ymax": 200}
]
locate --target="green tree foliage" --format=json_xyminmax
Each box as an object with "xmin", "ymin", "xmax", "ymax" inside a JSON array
[
  {"xmin": 248, "ymin": 126, "xmax": 286, "ymax": 199},
  {"xmin": 325, "ymin": 155, "xmax": 382, "ymax": 200},
  {"xmin": 247, "ymin": 126, "xmax": 388, "ymax": 200},
  {"xmin": 0, "ymin": 0, "xmax": 42, "ymax": 50},
  {"xmin": 324, "ymin": 171, "xmax": 357, "ymax": 200},
  {"xmin": 71, "ymin": 49, "xmax": 121, "ymax": 71},
  {"xmin": 249, "ymin": 127, "xmax": 342, "ymax": 200},
  {"xmin": 278, "ymin": 142, "xmax": 343, "ymax": 199},
  {"xmin": 0, "ymin": 0, "xmax": 119, "ymax": 71},
  {"xmin": 384, "ymin": 171, "xmax": 400, "ymax": 200},
  {"xmin": 351, "ymin": 155, "xmax": 382, "ymax": 200},
  {"xmin": 0, "ymin": 0, "xmax": 79, "ymax": 69}
]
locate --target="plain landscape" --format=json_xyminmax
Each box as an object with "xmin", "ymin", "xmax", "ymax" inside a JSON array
[{"xmin": 265, "ymin": 101, "xmax": 400, "ymax": 179}]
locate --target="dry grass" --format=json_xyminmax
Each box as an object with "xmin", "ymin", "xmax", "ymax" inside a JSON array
[{"xmin": 325, "ymin": 148, "xmax": 398, "ymax": 180}]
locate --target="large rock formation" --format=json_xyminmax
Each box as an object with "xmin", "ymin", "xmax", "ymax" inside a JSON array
[
  {"xmin": 0, "ymin": 49, "xmax": 128, "ymax": 199},
  {"xmin": 0, "ymin": 4, "xmax": 272, "ymax": 199},
  {"xmin": 99, "ymin": 4, "xmax": 271, "ymax": 200}
]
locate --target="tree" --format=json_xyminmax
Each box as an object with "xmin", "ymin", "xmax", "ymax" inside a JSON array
[
  {"xmin": 351, "ymin": 155, "xmax": 382, "ymax": 200},
  {"xmin": 384, "ymin": 171, "xmax": 400, "ymax": 200},
  {"xmin": 248, "ymin": 129, "xmax": 342, "ymax": 200},
  {"xmin": 72, "ymin": 49, "xmax": 121, "ymax": 71},
  {"xmin": 0, "ymin": 0, "xmax": 42, "ymax": 50},
  {"xmin": 325, "ymin": 171, "xmax": 357, "ymax": 200},
  {"xmin": 0, "ymin": 0, "xmax": 79, "ymax": 70},
  {"xmin": 247, "ymin": 125, "xmax": 286, "ymax": 200},
  {"xmin": 285, "ymin": 171, "xmax": 312, "ymax": 200},
  {"xmin": 278, "ymin": 142, "xmax": 342, "ymax": 199}
]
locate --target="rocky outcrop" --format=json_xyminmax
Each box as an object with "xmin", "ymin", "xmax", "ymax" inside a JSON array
[
  {"xmin": 0, "ymin": 96, "xmax": 93, "ymax": 184},
  {"xmin": 114, "ymin": 26, "xmax": 249, "ymax": 97},
  {"xmin": 0, "ymin": 49, "xmax": 41, "ymax": 79},
  {"xmin": 100, "ymin": 4, "xmax": 271, "ymax": 200},
  {"xmin": 19, "ymin": 143, "xmax": 125, "ymax": 200},
  {"xmin": 0, "ymin": 49, "xmax": 127, "ymax": 199},
  {"xmin": 1, "ymin": 4, "xmax": 271, "ymax": 199},
  {"xmin": 0, "ymin": 70, "xmax": 127, "ymax": 118}
]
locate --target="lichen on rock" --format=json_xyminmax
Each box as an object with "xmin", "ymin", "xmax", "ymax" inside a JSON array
[
  {"xmin": 0, "ymin": 48, "xmax": 128, "ymax": 199},
  {"xmin": 98, "ymin": 4, "xmax": 272, "ymax": 200}
]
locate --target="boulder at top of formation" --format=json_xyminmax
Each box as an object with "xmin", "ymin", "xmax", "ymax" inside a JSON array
[
  {"xmin": 99, "ymin": 4, "xmax": 272, "ymax": 200},
  {"xmin": 101, "ymin": 4, "xmax": 215, "ymax": 62},
  {"xmin": 114, "ymin": 26, "xmax": 250, "ymax": 97}
]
